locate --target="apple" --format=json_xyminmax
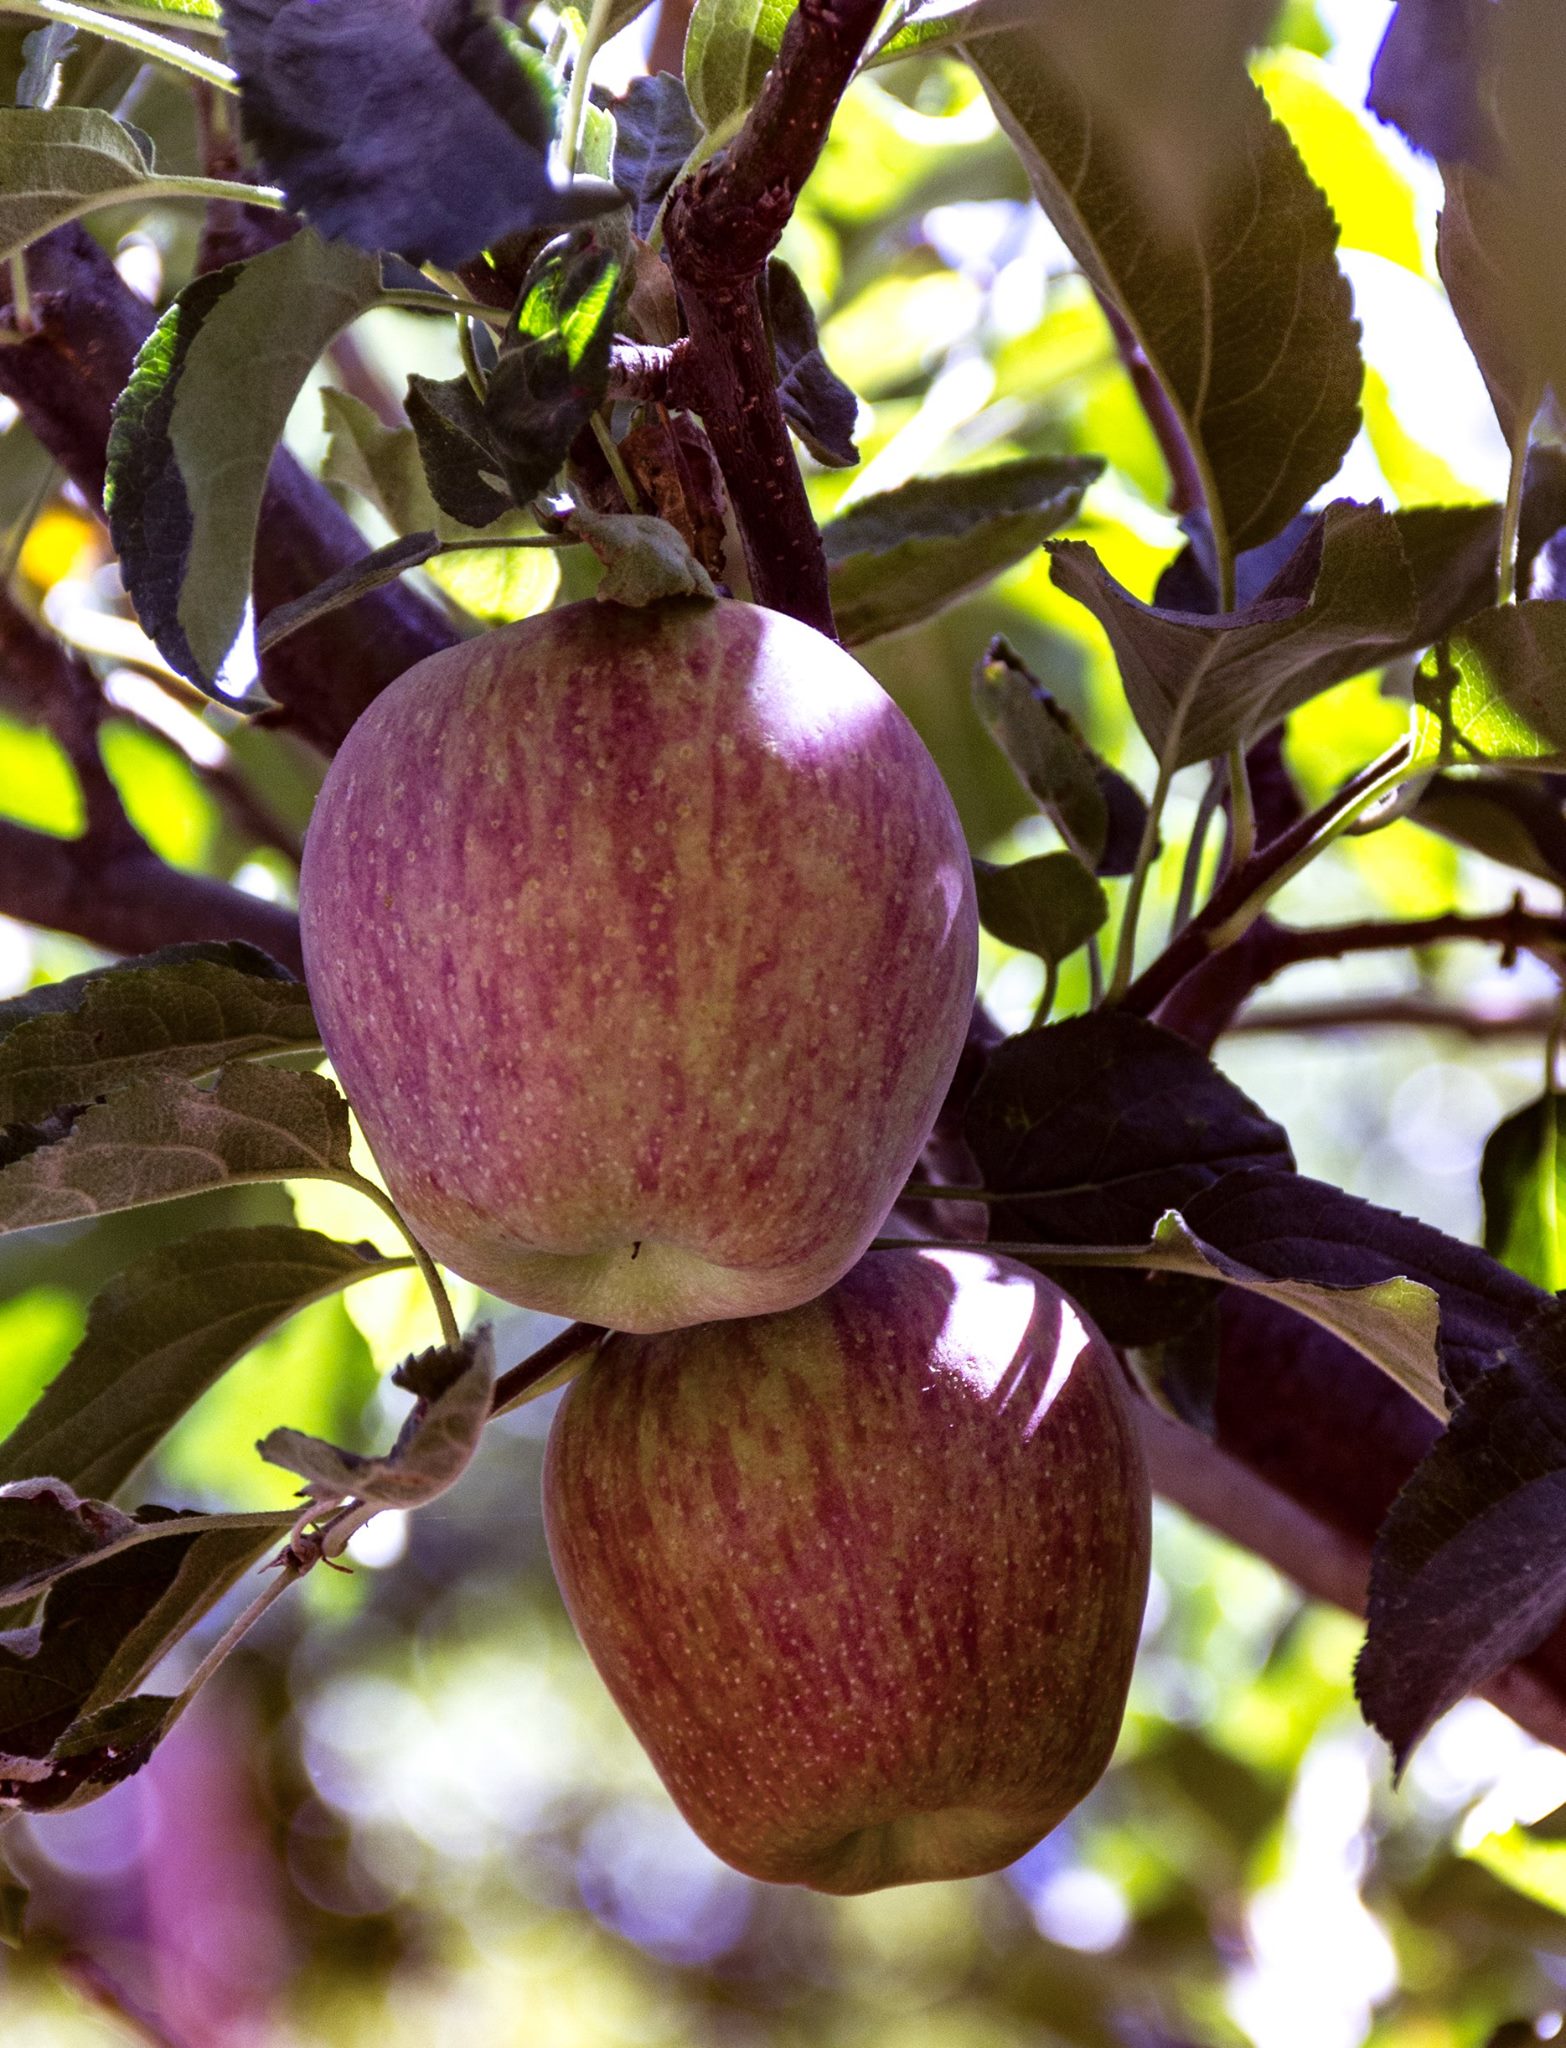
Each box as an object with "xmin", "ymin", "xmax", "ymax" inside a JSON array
[
  {"xmin": 298, "ymin": 597, "xmax": 978, "ymax": 1333},
  {"xmin": 542, "ymin": 1248, "xmax": 1151, "ymax": 1892}
]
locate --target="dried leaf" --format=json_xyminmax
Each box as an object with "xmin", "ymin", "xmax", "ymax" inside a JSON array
[{"xmin": 259, "ymin": 1327, "xmax": 494, "ymax": 1509}]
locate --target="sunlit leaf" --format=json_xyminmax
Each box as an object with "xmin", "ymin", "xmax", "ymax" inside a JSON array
[
  {"xmin": 0, "ymin": 1066, "xmax": 354, "ymax": 1237},
  {"xmin": 484, "ymin": 227, "xmax": 625, "ymax": 508},
  {"xmin": 1413, "ymin": 602, "xmax": 1566, "ymax": 772},
  {"xmin": 0, "ymin": 941, "xmax": 316, "ymax": 1127},
  {"xmin": 0, "ymin": 1227, "xmax": 408, "ymax": 1501},
  {"xmin": 968, "ymin": 29, "xmax": 1361, "ymax": 571},
  {"xmin": 823, "ymin": 456, "xmax": 1101, "ymax": 648},
  {"xmin": 105, "ymin": 232, "xmax": 383, "ymax": 699},
  {"xmin": 1482, "ymin": 1096, "xmax": 1566, "ymax": 1294},
  {"xmin": 259, "ymin": 1326, "xmax": 494, "ymax": 1510},
  {"xmin": 683, "ymin": 0, "xmax": 797, "ymax": 134}
]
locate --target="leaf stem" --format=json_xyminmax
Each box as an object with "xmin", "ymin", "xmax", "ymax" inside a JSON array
[
  {"xmin": 0, "ymin": 0, "xmax": 238, "ymax": 90},
  {"xmin": 591, "ymin": 412, "xmax": 642, "ymax": 511},
  {"xmin": 1498, "ymin": 387, "xmax": 1540, "ymax": 606},
  {"xmin": 1227, "ymin": 741, "xmax": 1255, "ymax": 870},
  {"xmin": 1203, "ymin": 739, "xmax": 1417, "ymax": 950},
  {"xmin": 561, "ymin": 0, "xmax": 617, "ymax": 179},
  {"xmin": 1107, "ymin": 751, "xmax": 1173, "ymax": 1002},
  {"xmin": 379, "ymin": 288, "xmax": 510, "ymax": 330},
  {"xmin": 335, "ymin": 1171, "xmax": 460, "ymax": 1349},
  {"xmin": 8, "ymin": 252, "xmax": 31, "ymax": 337},
  {"xmin": 1171, "ymin": 758, "xmax": 1223, "ymax": 936}
]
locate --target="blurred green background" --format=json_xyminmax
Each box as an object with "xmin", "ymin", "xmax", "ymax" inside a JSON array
[{"xmin": 4, "ymin": 1, "xmax": 1566, "ymax": 2041}]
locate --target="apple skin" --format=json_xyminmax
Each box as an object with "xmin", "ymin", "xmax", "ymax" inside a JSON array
[
  {"xmin": 298, "ymin": 598, "xmax": 978, "ymax": 1333},
  {"xmin": 542, "ymin": 1248, "xmax": 1151, "ymax": 1892}
]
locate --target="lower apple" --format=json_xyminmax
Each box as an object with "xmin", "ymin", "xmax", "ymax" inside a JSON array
[{"xmin": 542, "ymin": 1248, "xmax": 1151, "ymax": 1893}]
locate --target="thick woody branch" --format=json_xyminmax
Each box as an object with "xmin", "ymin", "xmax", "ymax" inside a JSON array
[
  {"xmin": 0, "ymin": 225, "xmax": 457, "ymax": 758},
  {"xmin": 1157, "ymin": 900, "xmax": 1566, "ymax": 1051},
  {"xmin": 665, "ymin": 0, "xmax": 883, "ymax": 631},
  {"xmin": 0, "ymin": 819, "xmax": 303, "ymax": 971},
  {"xmin": 1138, "ymin": 1402, "xmax": 1566, "ymax": 1754}
]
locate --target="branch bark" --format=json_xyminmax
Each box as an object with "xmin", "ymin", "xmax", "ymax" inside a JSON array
[
  {"xmin": 0, "ymin": 225, "xmax": 457, "ymax": 758},
  {"xmin": 0, "ymin": 819, "xmax": 303, "ymax": 972},
  {"xmin": 664, "ymin": 0, "xmax": 883, "ymax": 632}
]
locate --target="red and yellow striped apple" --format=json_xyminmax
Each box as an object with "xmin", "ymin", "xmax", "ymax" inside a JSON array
[
  {"xmin": 542, "ymin": 1248, "xmax": 1151, "ymax": 1892},
  {"xmin": 299, "ymin": 598, "xmax": 978, "ymax": 1332}
]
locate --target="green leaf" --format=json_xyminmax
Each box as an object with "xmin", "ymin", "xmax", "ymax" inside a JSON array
[
  {"xmin": 259, "ymin": 1326, "xmax": 494, "ymax": 1510},
  {"xmin": 0, "ymin": 105, "xmax": 155, "ymax": 263},
  {"xmin": 0, "ymin": 1065, "xmax": 354, "ymax": 1238},
  {"xmin": 569, "ymin": 506, "xmax": 718, "ymax": 604},
  {"xmin": 1437, "ymin": 163, "xmax": 1536, "ymax": 441},
  {"xmin": 0, "ymin": 1227, "xmax": 408, "ymax": 1501},
  {"xmin": 1412, "ymin": 771, "xmax": 1566, "ymax": 887},
  {"xmin": 1143, "ymin": 1211, "xmax": 1444, "ymax": 1418},
  {"xmin": 683, "ymin": 0, "xmax": 797, "ymax": 134},
  {"xmin": 323, "ymin": 386, "xmax": 557, "ymax": 626},
  {"xmin": 0, "ymin": 1510, "xmax": 282, "ymax": 1811},
  {"xmin": 1482, "ymin": 1096, "xmax": 1566, "ymax": 1293},
  {"xmin": 1413, "ymin": 603, "xmax": 1566, "ymax": 772},
  {"xmin": 0, "ymin": 942, "xmax": 317, "ymax": 1126},
  {"xmin": 403, "ymin": 375, "xmax": 513, "ymax": 530},
  {"xmin": 822, "ymin": 456, "xmax": 1101, "ymax": 648},
  {"xmin": 967, "ymin": 29, "xmax": 1361, "ymax": 569},
  {"xmin": 1050, "ymin": 501, "xmax": 1418, "ymax": 769},
  {"xmin": 972, "ymin": 852, "xmax": 1107, "ymax": 964},
  {"xmin": 483, "ymin": 227, "xmax": 625, "ymax": 508},
  {"xmin": 105, "ymin": 231, "xmax": 384, "ymax": 699},
  {"xmin": 971, "ymin": 636, "xmax": 1147, "ymax": 876},
  {"xmin": 0, "ymin": 1479, "xmax": 136, "ymax": 1604}
]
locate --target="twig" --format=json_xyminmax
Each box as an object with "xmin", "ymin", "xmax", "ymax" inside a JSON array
[
  {"xmin": 1119, "ymin": 744, "xmax": 1413, "ymax": 1018},
  {"xmin": 1226, "ymin": 995, "xmax": 1557, "ymax": 1038},
  {"xmin": 664, "ymin": 0, "xmax": 884, "ymax": 631},
  {"xmin": 491, "ymin": 1320, "xmax": 605, "ymax": 1416}
]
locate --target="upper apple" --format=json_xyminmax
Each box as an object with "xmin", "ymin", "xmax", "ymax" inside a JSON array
[{"xmin": 299, "ymin": 597, "xmax": 978, "ymax": 1331}]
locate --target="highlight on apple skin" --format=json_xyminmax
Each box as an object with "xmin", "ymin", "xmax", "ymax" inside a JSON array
[
  {"xmin": 298, "ymin": 597, "xmax": 979, "ymax": 1334},
  {"xmin": 542, "ymin": 1248, "xmax": 1152, "ymax": 1893}
]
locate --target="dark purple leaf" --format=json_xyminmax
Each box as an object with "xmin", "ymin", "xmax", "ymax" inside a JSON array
[
  {"xmin": 223, "ymin": 0, "xmax": 616, "ymax": 265},
  {"xmin": 1368, "ymin": 0, "xmax": 1499, "ymax": 167},
  {"xmin": 964, "ymin": 1014, "xmax": 1292, "ymax": 1341},
  {"xmin": 763, "ymin": 260, "xmax": 859, "ymax": 471},
  {"xmin": 609, "ymin": 71, "xmax": 700, "ymax": 239},
  {"xmin": 1357, "ymin": 1299, "xmax": 1566, "ymax": 1769}
]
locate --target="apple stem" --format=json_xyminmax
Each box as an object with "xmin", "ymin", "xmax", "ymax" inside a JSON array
[{"xmin": 491, "ymin": 1322, "xmax": 607, "ymax": 1416}]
